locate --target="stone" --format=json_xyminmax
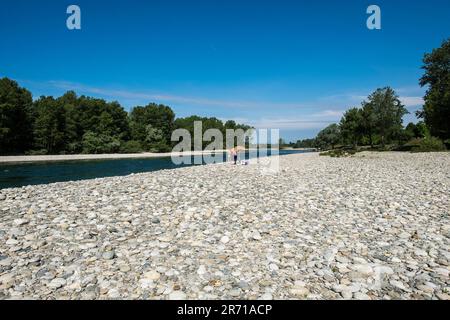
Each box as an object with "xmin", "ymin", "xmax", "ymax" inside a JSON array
[
  {"xmin": 48, "ymin": 278, "xmax": 66, "ymax": 289},
  {"xmin": 350, "ymin": 264, "xmax": 373, "ymax": 276},
  {"xmin": 269, "ymin": 263, "xmax": 279, "ymax": 271},
  {"xmin": 6, "ymin": 239, "xmax": 19, "ymax": 246},
  {"xmin": 390, "ymin": 280, "xmax": 407, "ymax": 291},
  {"xmin": 252, "ymin": 231, "xmax": 262, "ymax": 240},
  {"xmin": 13, "ymin": 219, "xmax": 29, "ymax": 226},
  {"xmin": 197, "ymin": 265, "xmax": 207, "ymax": 276},
  {"xmin": 151, "ymin": 217, "xmax": 160, "ymax": 224},
  {"xmin": 169, "ymin": 291, "xmax": 187, "ymax": 300},
  {"xmin": 229, "ymin": 289, "xmax": 241, "ymax": 297},
  {"xmin": 290, "ymin": 286, "xmax": 309, "ymax": 297},
  {"xmin": 143, "ymin": 271, "xmax": 160, "ymax": 281},
  {"xmin": 354, "ymin": 292, "xmax": 371, "ymax": 300},
  {"xmin": 238, "ymin": 280, "xmax": 249, "ymax": 290},
  {"xmin": 341, "ymin": 289, "xmax": 353, "ymax": 299},
  {"xmin": 102, "ymin": 251, "xmax": 115, "ymax": 260},
  {"xmin": 119, "ymin": 264, "xmax": 131, "ymax": 272},
  {"xmin": 416, "ymin": 284, "xmax": 434, "ymax": 293},
  {"xmin": 0, "ymin": 257, "xmax": 12, "ymax": 267},
  {"xmin": 260, "ymin": 293, "xmax": 273, "ymax": 300},
  {"xmin": 220, "ymin": 236, "xmax": 230, "ymax": 244},
  {"xmin": 107, "ymin": 288, "xmax": 121, "ymax": 298}
]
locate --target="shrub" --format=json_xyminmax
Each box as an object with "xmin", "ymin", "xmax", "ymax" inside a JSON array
[
  {"xmin": 25, "ymin": 149, "xmax": 48, "ymax": 155},
  {"xmin": 119, "ymin": 140, "xmax": 143, "ymax": 153},
  {"xmin": 414, "ymin": 137, "xmax": 446, "ymax": 152},
  {"xmin": 398, "ymin": 137, "xmax": 446, "ymax": 152},
  {"xmin": 319, "ymin": 149, "xmax": 356, "ymax": 157}
]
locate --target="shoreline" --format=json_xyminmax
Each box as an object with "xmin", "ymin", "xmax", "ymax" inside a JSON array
[
  {"xmin": 0, "ymin": 150, "xmax": 230, "ymax": 164},
  {"xmin": 0, "ymin": 149, "xmax": 310, "ymax": 165}
]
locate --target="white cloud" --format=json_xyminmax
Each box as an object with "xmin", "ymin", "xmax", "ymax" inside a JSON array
[
  {"xmin": 310, "ymin": 110, "xmax": 345, "ymax": 118},
  {"xmin": 230, "ymin": 117, "xmax": 336, "ymax": 130},
  {"xmin": 399, "ymin": 96, "xmax": 423, "ymax": 108}
]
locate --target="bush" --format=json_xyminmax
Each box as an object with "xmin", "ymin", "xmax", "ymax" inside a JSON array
[
  {"xmin": 119, "ymin": 140, "xmax": 143, "ymax": 153},
  {"xmin": 413, "ymin": 137, "xmax": 446, "ymax": 152},
  {"xmin": 444, "ymin": 139, "xmax": 450, "ymax": 149},
  {"xmin": 398, "ymin": 137, "xmax": 446, "ymax": 152},
  {"xmin": 25, "ymin": 149, "xmax": 48, "ymax": 155},
  {"xmin": 319, "ymin": 149, "xmax": 356, "ymax": 157}
]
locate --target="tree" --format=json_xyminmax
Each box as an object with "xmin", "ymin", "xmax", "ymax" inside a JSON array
[
  {"xmin": 364, "ymin": 87, "xmax": 408, "ymax": 146},
  {"xmin": 129, "ymin": 103, "xmax": 175, "ymax": 151},
  {"xmin": 315, "ymin": 124, "xmax": 341, "ymax": 150},
  {"xmin": 417, "ymin": 38, "xmax": 450, "ymax": 140},
  {"xmin": 0, "ymin": 78, "xmax": 34, "ymax": 154},
  {"xmin": 360, "ymin": 101, "xmax": 377, "ymax": 147},
  {"xmin": 82, "ymin": 131, "xmax": 120, "ymax": 154},
  {"xmin": 404, "ymin": 121, "xmax": 429, "ymax": 140},
  {"xmin": 0, "ymin": 78, "xmax": 254, "ymax": 155},
  {"xmin": 33, "ymin": 96, "xmax": 67, "ymax": 154},
  {"xmin": 340, "ymin": 108, "xmax": 364, "ymax": 147},
  {"xmin": 293, "ymin": 138, "xmax": 316, "ymax": 148}
]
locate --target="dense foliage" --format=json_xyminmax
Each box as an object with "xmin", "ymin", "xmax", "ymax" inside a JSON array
[
  {"xmin": 0, "ymin": 78, "xmax": 250, "ymax": 155},
  {"xmin": 417, "ymin": 39, "xmax": 450, "ymax": 141},
  {"xmin": 290, "ymin": 87, "xmax": 410, "ymax": 150}
]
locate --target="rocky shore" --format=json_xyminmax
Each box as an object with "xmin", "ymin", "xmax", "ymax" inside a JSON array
[{"xmin": 0, "ymin": 152, "xmax": 449, "ymax": 300}]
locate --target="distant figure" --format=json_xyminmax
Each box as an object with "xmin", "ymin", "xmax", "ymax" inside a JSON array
[{"xmin": 230, "ymin": 148, "xmax": 238, "ymax": 165}]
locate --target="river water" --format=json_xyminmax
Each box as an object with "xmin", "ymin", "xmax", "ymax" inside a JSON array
[{"xmin": 0, "ymin": 150, "xmax": 311, "ymax": 189}]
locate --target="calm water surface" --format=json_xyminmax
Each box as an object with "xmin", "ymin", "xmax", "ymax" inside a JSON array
[{"xmin": 0, "ymin": 150, "xmax": 310, "ymax": 189}]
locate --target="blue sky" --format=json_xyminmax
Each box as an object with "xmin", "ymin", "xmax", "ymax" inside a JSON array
[{"xmin": 1, "ymin": 0, "xmax": 449, "ymax": 141}]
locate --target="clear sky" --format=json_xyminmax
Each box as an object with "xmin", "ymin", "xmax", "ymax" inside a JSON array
[{"xmin": 1, "ymin": 0, "xmax": 449, "ymax": 141}]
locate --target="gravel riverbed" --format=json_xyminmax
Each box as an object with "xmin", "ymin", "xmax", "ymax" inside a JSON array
[{"xmin": 0, "ymin": 152, "xmax": 449, "ymax": 300}]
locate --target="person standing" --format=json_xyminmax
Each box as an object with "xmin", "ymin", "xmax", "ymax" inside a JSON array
[{"xmin": 230, "ymin": 148, "xmax": 238, "ymax": 165}]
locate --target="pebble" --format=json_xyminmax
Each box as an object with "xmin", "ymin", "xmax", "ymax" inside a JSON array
[
  {"xmin": 169, "ymin": 291, "xmax": 187, "ymax": 300},
  {"xmin": 13, "ymin": 219, "xmax": 29, "ymax": 226},
  {"xmin": 47, "ymin": 278, "xmax": 66, "ymax": 289},
  {"xmin": 102, "ymin": 251, "xmax": 115, "ymax": 260},
  {"xmin": 0, "ymin": 152, "xmax": 448, "ymax": 300},
  {"xmin": 220, "ymin": 236, "xmax": 230, "ymax": 244},
  {"xmin": 143, "ymin": 271, "xmax": 160, "ymax": 281}
]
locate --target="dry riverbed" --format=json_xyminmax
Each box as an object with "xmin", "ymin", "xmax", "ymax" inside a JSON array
[{"xmin": 0, "ymin": 152, "xmax": 449, "ymax": 300}]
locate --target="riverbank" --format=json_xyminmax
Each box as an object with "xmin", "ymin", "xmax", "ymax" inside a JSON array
[
  {"xmin": 0, "ymin": 150, "xmax": 230, "ymax": 164},
  {"xmin": 0, "ymin": 152, "xmax": 449, "ymax": 300}
]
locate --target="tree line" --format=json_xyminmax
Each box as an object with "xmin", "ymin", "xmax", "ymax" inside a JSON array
[
  {"xmin": 0, "ymin": 79, "xmax": 251, "ymax": 155},
  {"xmin": 291, "ymin": 39, "xmax": 450, "ymax": 152}
]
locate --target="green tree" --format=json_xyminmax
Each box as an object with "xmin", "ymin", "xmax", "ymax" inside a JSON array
[
  {"xmin": 339, "ymin": 108, "xmax": 364, "ymax": 147},
  {"xmin": 315, "ymin": 124, "xmax": 341, "ymax": 150},
  {"xmin": 0, "ymin": 78, "xmax": 34, "ymax": 154},
  {"xmin": 417, "ymin": 38, "xmax": 450, "ymax": 140},
  {"xmin": 364, "ymin": 87, "xmax": 408, "ymax": 146},
  {"xmin": 360, "ymin": 101, "xmax": 377, "ymax": 147},
  {"xmin": 130, "ymin": 103, "xmax": 175, "ymax": 151},
  {"xmin": 82, "ymin": 131, "xmax": 120, "ymax": 154},
  {"xmin": 404, "ymin": 121, "xmax": 429, "ymax": 140},
  {"xmin": 33, "ymin": 96, "xmax": 67, "ymax": 154}
]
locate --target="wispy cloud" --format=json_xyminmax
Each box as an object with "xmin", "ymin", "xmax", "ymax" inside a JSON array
[
  {"xmin": 400, "ymin": 96, "xmax": 423, "ymax": 108},
  {"xmin": 227, "ymin": 117, "xmax": 337, "ymax": 130},
  {"xmin": 45, "ymin": 80, "xmax": 382, "ymax": 112},
  {"xmin": 47, "ymin": 80, "xmax": 317, "ymax": 111},
  {"xmin": 32, "ymin": 80, "xmax": 422, "ymax": 130},
  {"xmin": 310, "ymin": 109, "xmax": 345, "ymax": 118}
]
